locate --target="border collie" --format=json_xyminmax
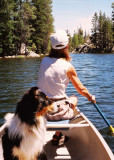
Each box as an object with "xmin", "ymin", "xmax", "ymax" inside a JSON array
[{"xmin": 2, "ymin": 87, "xmax": 53, "ymax": 160}]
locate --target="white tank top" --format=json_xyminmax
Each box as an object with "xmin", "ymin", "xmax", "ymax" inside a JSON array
[{"xmin": 37, "ymin": 57, "xmax": 72, "ymax": 98}]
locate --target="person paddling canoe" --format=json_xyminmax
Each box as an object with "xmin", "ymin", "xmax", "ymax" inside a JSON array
[{"xmin": 37, "ymin": 30, "xmax": 96, "ymax": 145}]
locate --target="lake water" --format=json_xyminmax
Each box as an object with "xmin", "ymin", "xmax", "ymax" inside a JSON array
[{"xmin": 0, "ymin": 53, "xmax": 114, "ymax": 153}]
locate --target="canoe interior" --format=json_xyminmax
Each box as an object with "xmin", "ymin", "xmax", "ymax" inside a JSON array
[
  {"xmin": 45, "ymin": 109, "xmax": 114, "ymax": 160},
  {"xmin": 0, "ymin": 109, "xmax": 114, "ymax": 160}
]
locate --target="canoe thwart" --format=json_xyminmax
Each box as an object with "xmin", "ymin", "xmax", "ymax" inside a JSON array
[{"xmin": 47, "ymin": 119, "xmax": 89, "ymax": 131}]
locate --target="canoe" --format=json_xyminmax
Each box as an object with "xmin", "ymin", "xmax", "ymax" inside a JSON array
[
  {"xmin": 0, "ymin": 108, "xmax": 114, "ymax": 160},
  {"xmin": 46, "ymin": 108, "xmax": 114, "ymax": 160}
]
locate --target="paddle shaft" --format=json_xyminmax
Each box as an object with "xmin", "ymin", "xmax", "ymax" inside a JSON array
[
  {"xmin": 92, "ymin": 102, "xmax": 111, "ymax": 127},
  {"xmin": 92, "ymin": 102, "xmax": 114, "ymax": 134}
]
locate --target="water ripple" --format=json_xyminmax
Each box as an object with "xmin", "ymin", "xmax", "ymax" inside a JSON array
[{"xmin": 0, "ymin": 54, "xmax": 114, "ymax": 153}]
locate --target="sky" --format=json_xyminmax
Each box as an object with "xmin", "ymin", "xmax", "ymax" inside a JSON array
[{"xmin": 52, "ymin": 0, "xmax": 113, "ymax": 35}]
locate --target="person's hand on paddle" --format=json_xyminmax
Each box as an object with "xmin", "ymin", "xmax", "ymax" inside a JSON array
[{"xmin": 88, "ymin": 95, "xmax": 96, "ymax": 103}]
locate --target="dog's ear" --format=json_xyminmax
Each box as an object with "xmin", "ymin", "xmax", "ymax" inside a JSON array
[{"xmin": 15, "ymin": 87, "xmax": 39, "ymax": 125}]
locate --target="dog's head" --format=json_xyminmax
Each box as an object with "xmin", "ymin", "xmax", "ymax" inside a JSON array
[{"xmin": 15, "ymin": 87, "xmax": 53, "ymax": 125}]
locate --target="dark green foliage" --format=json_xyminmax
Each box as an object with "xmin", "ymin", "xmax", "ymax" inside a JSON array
[
  {"xmin": 0, "ymin": 0, "xmax": 54, "ymax": 57},
  {"xmin": 91, "ymin": 11, "xmax": 113, "ymax": 53},
  {"xmin": 19, "ymin": 0, "xmax": 36, "ymax": 54},
  {"xmin": 70, "ymin": 28, "xmax": 84, "ymax": 51},
  {"xmin": 0, "ymin": 0, "xmax": 15, "ymax": 57},
  {"xmin": 31, "ymin": 0, "xmax": 54, "ymax": 54},
  {"xmin": 71, "ymin": 32, "xmax": 79, "ymax": 50}
]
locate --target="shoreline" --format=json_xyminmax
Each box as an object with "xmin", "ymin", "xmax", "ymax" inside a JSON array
[
  {"xmin": 0, "ymin": 54, "xmax": 47, "ymax": 59},
  {"xmin": 0, "ymin": 52, "xmax": 113, "ymax": 59}
]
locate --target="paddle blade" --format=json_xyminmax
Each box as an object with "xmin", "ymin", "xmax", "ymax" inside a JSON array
[{"xmin": 110, "ymin": 126, "xmax": 114, "ymax": 136}]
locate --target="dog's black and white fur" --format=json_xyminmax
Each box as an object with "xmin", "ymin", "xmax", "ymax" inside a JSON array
[{"xmin": 2, "ymin": 87, "xmax": 53, "ymax": 160}]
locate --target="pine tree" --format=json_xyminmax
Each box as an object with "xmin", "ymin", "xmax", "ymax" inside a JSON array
[
  {"xmin": 98, "ymin": 11, "xmax": 104, "ymax": 51},
  {"xmin": 20, "ymin": 0, "xmax": 36, "ymax": 54},
  {"xmin": 70, "ymin": 28, "xmax": 84, "ymax": 51},
  {"xmin": 102, "ymin": 15, "xmax": 113, "ymax": 52},
  {"xmin": 91, "ymin": 12, "xmax": 98, "ymax": 49},
  {"xmin": 0, "ymin": 0, "xmax": 54, "ymax": 56},
  {"xmin": 12, "ymin": 0, "xmax": 36, "ymax": 54},
  {"xmin": 0, "ymin": 0, "xmax": 15, "ymax": 57},
  {"xmin": 78, "ymin": 27, "xmax": 84, "ymax": 44},
  {"xmin": 91, "ymin": 11, "xmax": 113, "ymax": 53},
  {"xmin": 13, "ymin": 0, "xmax": 23, "ymax": 54},
  {"xmin": 66, "ymin": 29, "xmax": 72, "ymax": 51},
  {"xmin": 31, "ymin": 0, "xmax": 54, "ymax": 54},
  {"xmin": 72, "ymin": 32, "xmax": 79, "ymax": 49}
]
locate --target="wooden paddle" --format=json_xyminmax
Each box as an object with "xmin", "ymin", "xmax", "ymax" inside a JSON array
[{"xmin": 92, "ymin": 102, "xmax": 114, "ymax": 135}]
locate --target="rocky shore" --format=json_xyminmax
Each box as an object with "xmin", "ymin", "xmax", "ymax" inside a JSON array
[
  {"xmin": 72, "ymin": 44, "xmax": 99, "ymax": 53},
  {"xmin": 0, "ymin": 44, "xmax": 44, "ymax": 58},
  {"xmin": 72, "ymin": 44, "xmax": 114, "ymax": 54},
  {"xmin": 0, "ymin": 52, "xmax": 42, "ymax": 59}
]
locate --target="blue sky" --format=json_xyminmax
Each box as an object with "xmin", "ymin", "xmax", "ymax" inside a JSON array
[{"xmin": 52, "ymin": 0, "xmax": 113, "ymax": 35}]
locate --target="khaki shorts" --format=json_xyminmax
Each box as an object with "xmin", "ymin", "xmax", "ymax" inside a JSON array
[{"xmin": 46, "ymin": 99, "xmax": 74, "ymax": 121}]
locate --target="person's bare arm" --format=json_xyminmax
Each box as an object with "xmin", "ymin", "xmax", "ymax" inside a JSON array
[{"xmin": 67, "ymin": 65, "xmax": 96, "ymax": 103}]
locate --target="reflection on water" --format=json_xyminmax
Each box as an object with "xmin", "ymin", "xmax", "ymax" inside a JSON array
[{"xmin": 0, "ymin": 54, "xmax": 114, "ymax": 153}]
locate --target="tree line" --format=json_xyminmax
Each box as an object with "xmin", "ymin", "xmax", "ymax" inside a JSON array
[
  {"xmin": 90, "ymin": 10, "xmax": 113, "ymax": 53},
  {"xmin": 0, "ymin": 1, "xmax": 113, "ymax": 57},
  {"xmin": 0, "ymin": 0, "xmax": 54, "ymax": 57},
  {"xmin": 68, "ymin": 28, "xmax": 86, "ymax": 52},
  {"xmin": 69, "ymin": 4, "xmax": 113, "ymax": 53}
]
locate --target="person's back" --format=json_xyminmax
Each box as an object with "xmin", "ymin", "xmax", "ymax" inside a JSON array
[{"xmin": 38, "ymin": 57, "xmax": 72, "ymax": 99}]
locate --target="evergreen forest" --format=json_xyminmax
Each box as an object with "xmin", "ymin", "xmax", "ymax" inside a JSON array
[
  {"xmin": 0, "ymin": 0, "xmax": 54, "ymax": 57},
  {"xmin": 0, "ymin": 1, "xmax": 113, "ymax": 57}
]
